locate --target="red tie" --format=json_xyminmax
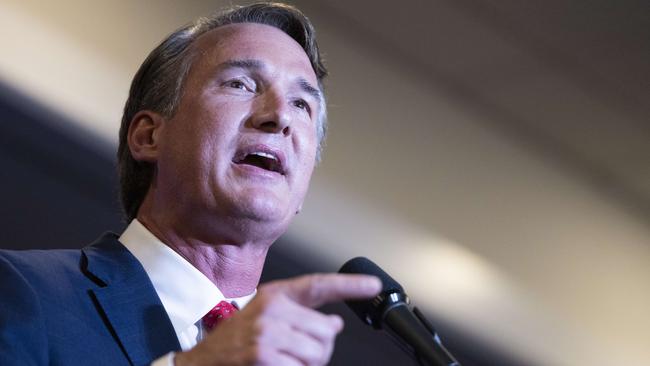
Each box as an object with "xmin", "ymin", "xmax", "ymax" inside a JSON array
[{"xmin": 202, "ymin": 300, "xmax": 238, "ymax": 331}]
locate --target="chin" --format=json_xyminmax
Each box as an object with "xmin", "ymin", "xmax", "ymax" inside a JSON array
[{"xmin": 234, "ymin": 190, "xmax": 292, "ymax": 223}]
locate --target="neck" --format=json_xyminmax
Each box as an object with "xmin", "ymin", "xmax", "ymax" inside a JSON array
[{"xmin": 136, "ymin": 212, "xmax": 271, "ymax": 298}]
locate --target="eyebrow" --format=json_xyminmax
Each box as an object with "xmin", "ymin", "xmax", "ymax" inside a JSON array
[
  {"xmin": 297, "ymin": 78, "xmax": 322, "ymax": 100},
  {"xmin": 218, "ymin": 59, "xmax": 264, "ymax": 71},
  {"xmin": 217, "ymin": 58, "xmax": 323, "ymax": 100}
]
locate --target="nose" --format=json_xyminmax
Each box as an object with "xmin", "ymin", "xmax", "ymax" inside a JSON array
[{"xmin": 249, "ymin": 90, "xmax": 292, "ymax": 136}]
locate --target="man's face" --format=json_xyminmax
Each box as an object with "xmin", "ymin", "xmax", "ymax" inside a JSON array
[{"xmin": 154, "ymin": 23, "xmax": 320, "ymax": 238}]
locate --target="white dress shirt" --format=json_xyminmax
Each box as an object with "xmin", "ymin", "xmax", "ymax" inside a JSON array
[{"xmin": 119, "ymin": 219, "xmax": 256, "ymax": 366}]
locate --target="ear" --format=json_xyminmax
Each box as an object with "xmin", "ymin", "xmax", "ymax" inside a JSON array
[{"xmin": 127, "ymin": 111, "xmax": 165, "ymax": 163}]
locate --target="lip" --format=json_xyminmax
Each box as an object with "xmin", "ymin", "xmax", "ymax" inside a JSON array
[{"xmin": 232, "ymin": 144, "xmax": 287, "ymax": 176}]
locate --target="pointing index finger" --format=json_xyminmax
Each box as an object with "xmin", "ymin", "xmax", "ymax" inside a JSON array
[{"xmin": 279, "ymin": 273, "xmax": 382, "ymax": 308}]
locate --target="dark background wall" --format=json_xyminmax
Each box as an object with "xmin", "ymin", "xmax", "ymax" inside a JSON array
[{"xmin": 0, "ymin": 83, "xmax": 123, "ymax": 250}]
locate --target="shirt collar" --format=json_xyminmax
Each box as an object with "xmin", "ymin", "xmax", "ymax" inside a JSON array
[{"xmin": 119, "ymin": 219, "xmax": 256, "ymax": 339}]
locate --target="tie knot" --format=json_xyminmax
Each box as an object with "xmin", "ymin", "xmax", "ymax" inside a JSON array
[{"xmin": 202, "ymin": 300, "xmax": 238, "ymax": 331}]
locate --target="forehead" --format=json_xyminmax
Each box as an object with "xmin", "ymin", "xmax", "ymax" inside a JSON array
[{"xmin": 190, "ymin": 23, "xmax": 317, "ymax": 85}]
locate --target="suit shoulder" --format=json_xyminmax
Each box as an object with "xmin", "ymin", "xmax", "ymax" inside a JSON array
[
  {"xmin": 0, "ymin": 252, "xmax": 50, "ymax": 365},
  {"xmin": 0, "ymin": 231, "xmax": 121, "ymax": 282},
  {"xmin": 0, "ymin": 248, "xmax": 82, "ymax": 282}
]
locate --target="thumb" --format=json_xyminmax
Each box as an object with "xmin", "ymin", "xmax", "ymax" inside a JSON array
[{"xmin": 266, "ymin": 273, "xmax": 382, "ymax": 308}]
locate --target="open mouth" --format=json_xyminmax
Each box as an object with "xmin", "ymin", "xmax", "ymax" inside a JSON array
[{"xmin": 233, "ymin": 150, "xmax": 285, "ymax": 175}]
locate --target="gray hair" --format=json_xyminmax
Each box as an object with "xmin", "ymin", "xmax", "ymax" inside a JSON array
[{"xmin": 117, "ymin": 2, "xmax": 328, "ymax": 221}]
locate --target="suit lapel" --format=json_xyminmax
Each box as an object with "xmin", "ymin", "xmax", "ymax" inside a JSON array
[{"xmin": 82, "ymin": 234, "xmax": 181, "ymax": 366}]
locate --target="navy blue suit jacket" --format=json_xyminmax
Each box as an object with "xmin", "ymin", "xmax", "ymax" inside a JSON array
[{"xmin": 0, "ymin": 233, "xmax": 181, "ymax": 366}]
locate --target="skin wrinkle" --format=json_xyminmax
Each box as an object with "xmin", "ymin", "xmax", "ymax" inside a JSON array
[
  {"xmin": 213, "ymin": 58, "xmax": 323, "ymax": 104},
  {"xmin": 202, "ymin": 25, "xmax": 326, "ymax": 142},
  {"xmin": 133, "ymin": 23, "xmax": 319, "ymax": 297},
  {"xmin": 138, "ymin": 202, "xmax": 269, "ymax": 298}
]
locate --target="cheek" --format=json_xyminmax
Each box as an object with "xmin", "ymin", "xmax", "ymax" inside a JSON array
[
  {"xmin": 294, "ymin": 126, "xmax": 318, "ymax": 186},
  {"xmin": 293, "ymin": 121, "xmax": 319, "ymax": 157},
  {"xmin": 292, "ymin": 151, "xmax": 317, "ymax": 199},
  {"xmin": 161, "ymin": 122, "xmax": 218, "ymax": 182}
]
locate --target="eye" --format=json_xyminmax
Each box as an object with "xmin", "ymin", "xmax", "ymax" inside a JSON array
[
  {"xmin": 223, "ymin": 78, "xmax": 255, "ymax": 92},
  {"xmin": 293, "ymin": 99, "xmax": 311, "ymax": 113},
  {"xmin": 226, "ymin": 80, "xmax": 246, "ymax": 89}
]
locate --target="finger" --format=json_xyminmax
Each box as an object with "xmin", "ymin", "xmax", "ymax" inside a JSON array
[
  {"xmin": 321, "ymin": 325, "xmax": 337, "ymax": 366},
  {"xmin": 288, "ymin": 314, "xmax": 341, "ymax": 366},
  {"xmin": 259, "ymin": 349, "xmax": 304, "ymax": 366},
  {"xmin": 274, "ymin": 273, "xmax": 382, "ymax": 308},
  {"xmin": 261, "ymin": 320, "xmax": 328, "ymax": 365},
  {"xmin": 268, "ymin": 299, "xmax": 343, "ymax": 341}
]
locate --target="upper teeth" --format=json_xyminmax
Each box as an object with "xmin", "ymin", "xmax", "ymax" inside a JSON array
[{"xmin": 251, "ymin": 152, "xmax": 277, "ymax": 160}]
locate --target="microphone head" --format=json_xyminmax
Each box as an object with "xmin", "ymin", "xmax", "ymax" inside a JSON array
[
  {"xmin": 339, "ymin": 256, "xmax": 403, "ymax": 293},
  {"xmin": 338, "ymin": 257, "xmax": 406, "ymax": 328}
]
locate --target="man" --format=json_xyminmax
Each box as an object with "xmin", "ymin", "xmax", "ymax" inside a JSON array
[{"xmin": 0, "ymin": 3, "xmax": 381, "ymax": 366}]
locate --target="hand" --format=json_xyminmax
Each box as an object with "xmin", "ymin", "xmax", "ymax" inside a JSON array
[{"xmin": 174, "ymin": 273, "xmax": 381, "ymax": 366}]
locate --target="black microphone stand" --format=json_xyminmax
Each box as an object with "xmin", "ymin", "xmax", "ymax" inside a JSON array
[
  {"xmin": 412, "ymin": 306, "xmax": 460, "ymax": 366},
  {"xmin": 379, "ymin": 293, "xmax": 460, "ymax": 366}
]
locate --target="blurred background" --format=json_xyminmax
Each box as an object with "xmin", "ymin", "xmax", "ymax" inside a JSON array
[{"xmin": 1, "ymin": 0, "xmax": 648, "ymax": 365}]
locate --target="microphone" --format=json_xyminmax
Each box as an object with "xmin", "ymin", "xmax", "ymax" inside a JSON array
[{"xmin": 339, "ymin": 257, "xmax": 460, "ymax": 366}]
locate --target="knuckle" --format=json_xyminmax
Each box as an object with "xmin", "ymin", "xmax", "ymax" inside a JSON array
[
  {"xmin": 323, "ymin": 328, "xmax": 338, "ymax": 344},
  {"xmin": 297, "ymin": 343, "xmax": 321, "ymax": 366},
  {"xmin": 275, "ymin": 295, "xmax": 295, "ymax": 312},
  {"xmin": 253, "ymin": 315, "xmax": 274, "ymax": 336},
  {"xmin": 312, "ymin": 343, "xmax": 328, "ymax": 365},
  {"xmin": 254, "ymin": 289, "xmax": 282, "ymax": 314},
  {"xmin": 308, "ymin": 273, "xmax": 327, "ymax": 287},
  {"xmin": 327, "ymin": 315, "xmax": 344, "ymax": 334},
  {"xmin": 318, "ymin": 337, "xmax": 337, "ymax": 364},
  {"xmin": 255, "ymin": 288, "xmax": 274, "ymax": 305},
  {"xmin": 251, "ymin": 344, "xmax": 270, "ymax": 364},
  {"xmin": 305, "ymin": 274, "xmax": 326, "ymax": 301}
]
